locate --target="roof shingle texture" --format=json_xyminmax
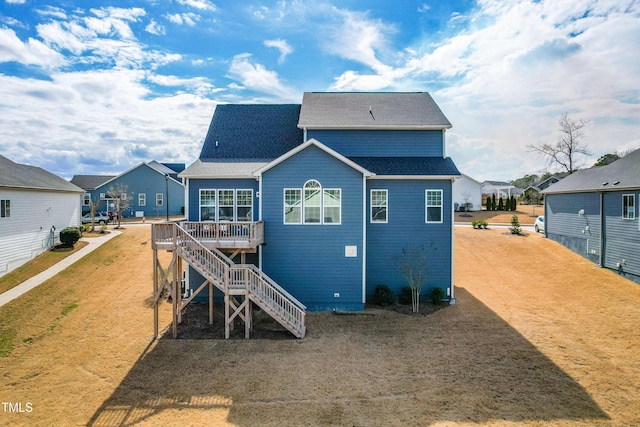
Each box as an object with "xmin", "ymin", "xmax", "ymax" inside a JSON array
[
  {"xmin": 543, "ymin": 148, "xmax": 640, "ymax": 193},
  {"xmin": 199, "ymin": 104, "xmax": 303, "ymax": 160},
  {"xmin": 0, "ymin": 155, "xmax": 83, "ymax": 192},
  {"xmin": 298, "ymin": 92, "xmax": 452, "ymax": 128}
]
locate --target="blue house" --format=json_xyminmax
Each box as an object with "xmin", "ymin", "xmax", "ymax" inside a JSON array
[
  {"xmin": 152, "ymin": 92, "xmax": 459, "ymax": 338},
  {"xmin": 542, "ymin": 148, "xmax": 640, "ymax": 283},
  {"xmin": 71, "ymin": 161, "xmax": 185, "ymax": 219}
]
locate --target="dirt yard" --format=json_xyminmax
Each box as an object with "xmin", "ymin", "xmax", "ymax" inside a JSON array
[{"xmin": 1, "ymin": 224, "xmax": 639, "ymax": 426}]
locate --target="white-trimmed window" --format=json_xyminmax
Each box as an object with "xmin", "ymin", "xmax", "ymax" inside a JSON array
[
  {"xmin": 218, "ymin": 190, "xmax": 234, "ymax": 221},
  {"xmin": 370, "ymin": 189, "xmax": 388, "ymax": 223},
  {"xmin": 284, "ymin": 189, "xmax": 302, "ymax": 224},
  {"xmin": 200, "ymin": 189, "xmax": 216, "ymax": 220},
  {"xmin": 83, "ymin": 193, "xmax": 91, "ymax": 206},
  {"xmin": 156, "ymin": 193, "xmax": 164, "ymax": 207},
  {"xmin": 199, "ymin": 189, "xmax": 253, "ymax": 221},
  {"xmin": 623, "ymin": 194, "xmax": 635, "ymax": 220},
  {"xmin": 323, "ymin": 189, "xmax": 341, "ymax": 223},
  {"xmin": 284, "ymin": 180, "xmax": 341, "ymax": 225},
  {"xmin": 0, "ymin": 199, "xmax": 10, "ymax": 218},
  {"xmin": 100, "ymin": 192, "xmax": 106, "ymax": 200},
  {"xmin": 237, "ymin": 190, "xmax": 253, "ymax": 221},
  {"xmin": 138, "ymin": 193, "xmax": 146, "ymax": 206},
  {"xmin": 426, "ymin": 190, "xmax": 443, "ymax": 223},
  {"xmin": 304, "ymin": 180, "xmax": 322, "ymax": 224}
]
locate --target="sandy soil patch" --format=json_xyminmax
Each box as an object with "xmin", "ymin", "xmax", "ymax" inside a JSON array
[{"xmin": 1, "ymin": 225, "xmax": 639, "ymax": 426}]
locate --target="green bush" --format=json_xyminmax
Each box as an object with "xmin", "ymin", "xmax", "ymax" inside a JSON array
[
  {"xmin": 398, "ymin": 286, "xmax": 412, "ymax": 305},
  {"xmin": 509, "ymin": 214, "xmax": 522, "ymax": 235},
  {"xmin": 373, "ymin": 285, "xmax": 395, "ymax": 306},
  {"xmin": 60, "ymin": 227, "xmax": 81, "ymax": 247},
  {"xmin": 430, "ymin": 287, "xmax": 446, "ymax": 305}
]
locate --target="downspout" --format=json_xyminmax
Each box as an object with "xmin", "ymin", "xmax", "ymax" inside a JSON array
[
  {"xmin": 184, "ymin": 178, "xmax": 190, "ymax": 221},
  {"xmin": 599, "ymin": 191, "xmax": 604, "ymax": 267},
  {"xmin": 303, "ymin": 127, "xmax": 308, "ymax": 142},
  {"xmin": 362, "ymin": 174, "xmax": 367, "ymax": 305},
  {"xmin": 258, "ymin": 174, "xmax": 263, "ymax": 270},
  {"xmin": 450, "ymin": 177, "xmax": 455, "ymax": 304}
]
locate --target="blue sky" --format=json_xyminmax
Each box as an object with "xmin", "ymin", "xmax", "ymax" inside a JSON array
[{"xmin": 1, "ymin": 0, "xmax": 639, "ymax": 182}]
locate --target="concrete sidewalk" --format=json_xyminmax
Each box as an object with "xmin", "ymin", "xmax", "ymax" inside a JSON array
[{"xmin": 0, "ymin": 230, "xmax": 121, "ymax": 308}]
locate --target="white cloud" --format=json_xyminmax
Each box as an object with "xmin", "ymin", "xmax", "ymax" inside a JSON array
[
  {"xmin": 323, "ymin": 9, "xmax": 394, "ymax": 74},
  {"xmin": 0, "ymin": 70, "xmax": 216, "ymax": 177},
  {"xmin": 165, "ymin": 13, "xmax": 199, "ymax": 26},
  {"xmin": 0, "ymin": 27, "xmax": 66, "ymax": 68},
  {"xmin": 417, "ymin": 4, "xmax": 430, "ymax": 13},
  {"xmin": 227, "ymin": 53, "xmax": 297, "ymax": 101},
  {"xmin": 145, "ymin": 19, "xmax": 166, "ymax": 36},
  {"xmin": 177, "ymin": 0, "xmax": 217, "ymax": 12},
  {"xmin": 264, "ymin": 38, "xmax": 293, "ymax": 64},
  {"xmin": 6, "ymin": 0, "xmax": 26, "ymax": 4}
]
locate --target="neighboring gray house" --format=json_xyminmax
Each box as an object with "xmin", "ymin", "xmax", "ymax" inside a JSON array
[
  {"xmin": 0, "ymin": 155, "xmax": 84, "ymax": 277},
  {"xmin": 453, "ymin": 173, "xmax": 482, "ymax": 211},
  {"xmin": 523, "ymin": 176, "xmax": 562, "ymax": 204},
  {"xmin": 542, "ymin": 148, "xmax": 640, "ymax": 283}
]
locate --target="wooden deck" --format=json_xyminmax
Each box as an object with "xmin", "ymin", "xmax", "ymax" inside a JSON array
[{"xmin": 153, "ymin": 221, "xmax": 264, "ymax": 251}]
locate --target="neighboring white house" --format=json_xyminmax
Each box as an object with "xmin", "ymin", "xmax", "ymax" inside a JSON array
[
  {"xmin": 0, "ymin": 155, "xmax": 84, "ymax": 277},
  {"xmin": 453, "ymin": 173, "xmax": 482, "ymax": 211},
  {"xmin": 482, "ymin": 180, "xmax": 517, "ymax": 199}
]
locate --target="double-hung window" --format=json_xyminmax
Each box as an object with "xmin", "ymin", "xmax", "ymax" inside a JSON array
[
  {"xmin": 284, "ymin": 189, "xmax": 302, "ymax": 224},
  {"xmin": 426, "ymin": 190, "xmax": 443, "ymax": 223},
  {"xmin": 156, "ymin": 193, "xmax": 164, "ymax": 207},
  {"xmin": 83, "ymin": 193, "xmax": 91, "ymax": 206},
  {"xmin": 623, "ymin": 194, "xmax": 635, "ymax": 220},
  {"xmin": 138, "ymin": 193, "xmax": 146, "ymax": 206},
  {"xmin": 236, "ymin": 190, "xmax": 253, "ymax": 221},
  {"xmin": 0, "ymin": 200, "xmax": 10, "ymax": 218},
  {"xmin": 199, "ymin": 189, "xmax": 216, "ymax": 220},
  {"xmin": 218, "ymin": 190, "xmax": 234, "ymax": 221},
  {"xmin": 370, "ymin": 190, "xmax": 388, "ymax": 223},
  {"xmin": 284, "ymin": 180, "xmax": 341, "ymax": 225}
]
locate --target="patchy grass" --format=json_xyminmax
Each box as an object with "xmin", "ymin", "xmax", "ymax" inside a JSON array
[{"xmin": 0, "ymin": 241, "xmax": 88, "ymax": 294}]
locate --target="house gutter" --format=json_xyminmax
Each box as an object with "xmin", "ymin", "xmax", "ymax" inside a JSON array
[
  {"xmin": 362, "ymin": 175, "xmax": 367, "ymax": 305},
  {"xmin": 450, "ymin": 177, "xmax": 455, "ymax": 304},
  {"xmin": 599, "ymin": 191, "xmax": 604, "ymax": 267}
]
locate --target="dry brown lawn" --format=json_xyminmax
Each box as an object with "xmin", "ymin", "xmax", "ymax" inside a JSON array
[
  {"xmin": 1, "ymin": 223, "xmax": 639, "ymax": 426},
  {"xmin": 455, "ymin": 203, "xmax": 543, "ymax": 225}
]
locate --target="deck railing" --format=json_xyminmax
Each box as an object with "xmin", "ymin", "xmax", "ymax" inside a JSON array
[{"xmin": 180, "ymin": 221, "xmax": 264, "ymax": 248}]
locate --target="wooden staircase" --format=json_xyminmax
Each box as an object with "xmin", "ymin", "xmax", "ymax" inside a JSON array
[{"xmin": 152, "ymin": 223, "xmax": 306, "ymax": 339}]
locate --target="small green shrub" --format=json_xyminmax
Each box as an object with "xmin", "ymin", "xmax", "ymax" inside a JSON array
[
  {"xmin": 430, "ymin": 287, "xmax": 446, "ymax": 305},
  {"xmin": 60, "ymin": 227, "xmax": 81, "ymax": 247},
  {"xmin": 398, "ymin": 286, "xmax": 412, "ymax": 305},
  {"xmin": 480, "ymin": 220, "xmax": 488, "ymax": 229},
  {"xmin": 373, "ymin": 285, "xmax": 395, "ymax": 306},
  {"xmin": 471, "ymin": 220, "xmax": 479, "ymax": 229},
  {"xmin": 509, "ymin": 214, "xmax": 522, "ymax": 235},
  {"xmin": 100, "ymin": 223, "xmax": 108, "ymax": 233},
  {"xmin": 81, "ymin": 224, "xmax": 91, "ymax": 232}
]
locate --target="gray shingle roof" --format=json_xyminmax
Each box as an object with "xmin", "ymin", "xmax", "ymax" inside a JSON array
[
  {"xmin": 349, "ymin": 157, "xmax": 460, "ymax": 176},
  {"xmin": 199, "ymin": 104, "xmax": 303, "ymax": 160},
  {"xmin": 70, "ymin": 175, "xmax": 116, "ymax": 190},
  {"xmin": 298, "ymin": 92, "xmax": 452, "ymax": 129},
  {"xmin": 0, "ymin": 155, "xmax": 83, "ymax": 193},
  {"xmin": 542, "ymin": 148, "xmax": 640, "ymax": 194}
]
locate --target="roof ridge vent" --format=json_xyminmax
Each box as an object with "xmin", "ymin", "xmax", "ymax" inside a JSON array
[{"xmin": 613, "ymin": 180, "xmax": 620, "ymax": 185}]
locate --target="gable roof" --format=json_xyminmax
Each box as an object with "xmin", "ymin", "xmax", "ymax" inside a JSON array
[
  {"xmin": 298, "ymin": 92, "xmax": 452, "ymax": 130},
  {"xmin": 199, "ymin": 104, "xmax": 303, "ymax": 160},
  {"xmin": 70, "ymin": 175, "xmax": 116, "ymax": 190},
  {"xmin": 1, "ymin": 155, "xmax": 83, "ymax": 193},
  {"xmin": 253, "ymin": 138, "xmax": 373, "ymax": 177},
  {"xmin": 542, "ymin": 148, "xmax": 640, "ymax": 194}
]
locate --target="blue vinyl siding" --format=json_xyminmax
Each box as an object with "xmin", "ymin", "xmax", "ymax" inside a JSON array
[
  {"xmin": 306, "ymin": 130, "xmax": 444, "ymax": 157},
  {"xmin": 186, "ymin": 178, "xmax": 259, "ymax": 221},
  {"xmin": 89, "ymin": 164, "xmax": 184, "ymax": 217},
  {"xmin": 602, "ymin": 191, "xmax": 640, "ymax": 280},
  {"xmin": 261, "ymin": 144, "xmax": 365, "ymax": 311},
  {"xmin": 366, "ymin": 179, "xmax": 453, "ymax": 299},
  {"xmin": 545, "ymin": 192, "xmax": 602, "ymax": 263}
]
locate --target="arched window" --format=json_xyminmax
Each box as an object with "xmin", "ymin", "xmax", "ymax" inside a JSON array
[
  {"xmin": 283, "ymin": 180, "xmax": 341, "ymax": 225},
  {"xmin": 304, "ymin": 180, "xmax": 321, "ymax": 223}
]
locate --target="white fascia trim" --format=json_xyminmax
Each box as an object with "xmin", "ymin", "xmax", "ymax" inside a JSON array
[
  {"xmin": 450, "ymin": 177, "xmax": 455, "ymax": 302},
  {"xmin": 184, "ymin": 178, "xmax": 190, "ymax": 221},
  {"xmin": 369, "ymin": 175, "xmax": 461, "ymax": 180},
  {"xmin": 253, "ymin": 138, "xmax": 374, "ymax": 177},
  {"xmin": 180, "ymin": 174, "xmax": 256, "ymax": 179},
  {"xmin": 297, "ymin": 125, "xmax": 452, "ymax": 130}
]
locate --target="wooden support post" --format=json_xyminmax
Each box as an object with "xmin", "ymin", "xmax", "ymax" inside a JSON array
[
  {"xmin": 244, "ymin": 297, "xmax": 250, "ymax": 339},
  {"xmin": 224, "ymin": 294, "xmax": 230, "ymax": 339},
  {"xmin": 175, "ymin": 252, "xmax": 182, "ymax": 324},
  {"xmin": 209, "ymin": 282, "xmax": 213, "ymax": 324},
  {"xmin": 153, "ymin": 250, "xmax": 158, "ymax": 339}
]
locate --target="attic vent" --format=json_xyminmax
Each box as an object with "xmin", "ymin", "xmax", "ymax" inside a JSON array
[
  {"xmin": 601, "ymin": 182, "xmax": 608, "ymax": 186},
  {"xmin": 613, "ymin": 181, "xmax": 620, "ymax": 185}
]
